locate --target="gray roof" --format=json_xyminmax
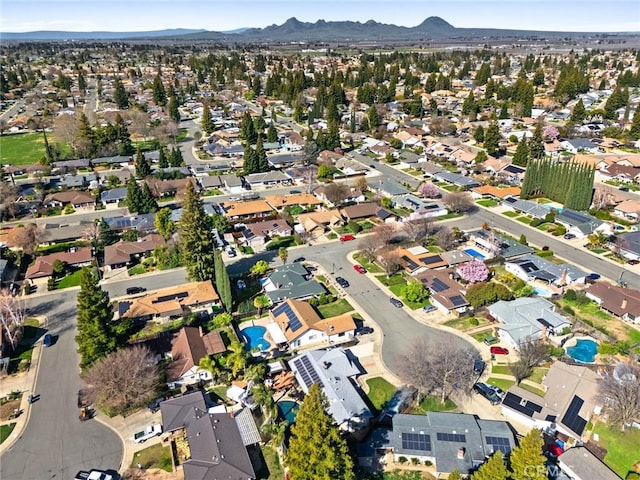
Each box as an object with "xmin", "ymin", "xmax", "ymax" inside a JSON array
[
  {"xmin": 53, "ymin": 159, "xmax": 90, "ymax": 168},
  {"xmin": 488, "ymin": 297, "xmax": 571, "ymax": 344},
  {"xmin": 160, "ymin": 391, "xmax": 256, "ymax": 480},
  {"xmin": 507, "ymin": 254, "xmax": 587, "ymax": 284},
  {"xmin": 555, "ymin": 209, "xmax": 600, "ymax": 228},
  {"xmin": 198, "ymin": 175, "xmax": 224, "ymax": 189},
  {"xmin": 264, "ymin": 264, "xmax": 326, "ymax": 304},
  {"xmin": 244, "ymin": 171, "xmax": 291, "ymax": 184},
  {"xmin": 103, "ymin": 213, "xmax": 156, "ymax": 231},
  {"xmin": 617, "ymin": 231, "xmax": 640, "ymax": 256},
  {"xmin": 378, "ymin": 180, "xmax": 410, "ymax": 196},
  {"xmin": 502, "ymin": 196, "xmax": 551, "ymax": 219},
  {"xmin": 170, "ymin": 204, "xmax": 216, "ymax": 222},
  {"xmin": 391, "ymin": 413, "xmax": 515, "ymax": 475},
  {"xmin": 100, "ymin": 187, "xmax": 128, "ymax": 202},
  {"xmin": 468, "ymin": 229, "xmax": 534, "ymax": 259},
  {"xmin": 440, "ymin": 249, "xmax": 474, "ymax": 266},
  {"xmin": 91, "ymin": 155, "xmax": 130, "ymax": 165},
  {"xmin": 290, "ymin": 348, "xmax": 372, "ymax": 427},
  {"xmin": 559, "ymin": 447, "xmax": 622, "ymax": 480},
  {"xmin": 221, "ymin": 174, "xmax": 243, "ymax": 188},
  {"xmin": 434, "ymin": 171, "xmax": 480, "ymax": 188}
]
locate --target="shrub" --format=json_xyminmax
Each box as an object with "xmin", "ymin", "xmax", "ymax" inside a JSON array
[
  {"xmin": 308, "ymin": 297, "xmax": 319, "ymax": 307},
  {"xmin": 538, "ymin": 250, "xmax": 554, "ymax": 257},
  {"xmin": 549, "ymin": 346, "xmax": 565, "ymax": 358},
  {"xmin": 465, "ymin": 282, "xmax": 514, "ymax": 308},
  {"xmin": 425, "ymin": 460, "xmax": 433, "ymax": 466},
  {"xmin": 563, "ymin": 305, "xmax": 575, "ymax": 316},
  {"xmin": 564, "ymin": 289, "xmax": 577, "ymax": 301},
  {"xmin": 530, "ymin": 218, "xmax": 543, "ymax": 227},
  {"xmin": 411, "ymin": 458, "xmax": 420, "ymax": 466},
  {"xmin": 469, "ymin": 317, "xmax": 479, "ymax": 326},
  {"xmin": 398, "ymin": 456, "xmax": 408, "ymax": 464}
]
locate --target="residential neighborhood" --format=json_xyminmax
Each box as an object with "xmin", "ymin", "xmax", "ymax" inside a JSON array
[{"xmin": 1, "ymin": 13, "xmax": 640, "ymax": 480}]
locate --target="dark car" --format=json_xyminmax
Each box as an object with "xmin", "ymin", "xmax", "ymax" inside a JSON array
[
  {"xmin": 356, "ymin": 326, "xmax": 374, "ymax": 336},
  {"xmin": 390, "ymin": 297, "xmax": 404, "ymax": 308},
  {"xmin": 293, "ymin": 257, "xmax": 306, "ymax": 263},
  {"xmin": 42, "ymin": 333, "xmax": 53, "ymax": 347},
  {"xmin": 336, "ymin": 277, "xmax": 350, "ymax": 288},
  {"xmin": 472, "ymin": 358, "xmax": 486, "ymax": 375},
  {"xmin": 474, "ymin": 382, "xmax": 502, "ymax": 405},
  {"xmin": 628, "ymin": 259, "xmax": 640, "ymax": 265},
  {"xmin": 587, "ymin": 273, "xmax": 601, "ymax": 281},
  {"xmin": 126, "ymin": 286, "xmax": 146, "ymax": 295},
  {"xmin": 563, "ymin": 233, "xmax": 576, "ymax": 240}
]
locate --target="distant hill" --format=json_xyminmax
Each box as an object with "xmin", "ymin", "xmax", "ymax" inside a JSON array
[{"xmin": 2, "ymin": 17, "xmax": 636, "ymax": 42}]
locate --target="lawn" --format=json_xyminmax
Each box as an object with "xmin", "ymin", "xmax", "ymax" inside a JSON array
[
  {"xmin": 56, "ymin": 269, "xmax": 84, "ymax": 289},
  {"xmin": 516, "ymin": 216, "xmax": 532, "ymax": 225},
  {"xmin": 127, "ymin": 264, "xmax": 147, "ymax": 276},
  {"xmin": 491, "ymin": 364, "xmax": 513, "ymax": 376},
  {"xmin": 486, "ymin": 377, "xmax": 515, "ymax": 392},
  {"xmin": 132, "ymin": 443, "xmax": 173, "ymax": 472},
  {"xmin": 317, "ymin": 299, "xmax": 354, "ymax": 318},
  {"xmin": 502, "ymin": 211, "xmax": 519, "ymax": 218},
  {"xmin": 366, "ymin": 377, "xmax": 397, "ymax": 412},
  {"xmin": 594, "ymin": 422, "xmax": 640, "ymax": 478},
  {"xmin": 471, "ymin": 330, "xmax": 496, "ymax": 343},
  {"xmin": 354, "ymin": 255, "xmax": 383, "ymax": 274},
  {"xmin": 376, "ymin": 273, "xmax": 406, "ymax": 288},
  {"xmin": 528, "ymin": 367, "xmax": 549, "ymax": 384},
  {"xmin": 0, "ymin": 133, "xmax": 47, "ymax": 165},
  {"xmin": 444, "ymin": 317, "xmax": 490, "ymax": 332},
  {"xmin": 411, "ymin": 395, "xmax": 456, "ymax": 414},
  {"xmin": 0, "ymin": 423, "xmax": 16, "ymax": 444},
  {"xmin": 558, "ymin": 298, "xmax": 633, "ymax": 341},
  {"xmin": 477, "ymin": 199, "xmax": 499, "ymax": 208},
  {"xmin": 259, "ymin": 446, "xmax": 284, "ymax": 480}
]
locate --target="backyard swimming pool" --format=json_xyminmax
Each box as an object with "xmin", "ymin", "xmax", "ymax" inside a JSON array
[
  {"xmin": 241, "ymin": 326, "xmax": 270, "ymax": 351},
  {"xmin": 277, "ymin": 400, "xmax": 299, "ymax": 424},
  {"xmin": 533, "ymin": 285, "xmax": 554, "ymax": 297},
  {"xmin": 464, "ymin": 248, "xmax": 486, "ymax": 259},
  {"xmin": 566, "ymin": 339, "xmax": 598, "ymax": 363}
]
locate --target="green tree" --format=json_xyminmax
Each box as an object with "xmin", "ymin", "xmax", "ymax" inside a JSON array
[
  {"xmin": 629, "ymin": 107, "xmax": 640, "ymax": 140},
  {"xmin": 169, "ymin": 146, "xmax": 184, "ymax": 167},
  {"xmin": 75, "ymin": 266, "xmax": 116, "ymax": 370},
  {"xmin": 212, "ymin": 312, "xmax": 233, "ymax": 328},
  {"xmin": 285, "ymin": 383, "xmax": 355, "ymax": 480},
  {"xmin": 253, "ymin": 295, "xmax": 269, "ymax": 315},
  {"xmin": 99, "ymin": 219, "xmax": 118, "ymax": 247},
  {"xmin": 402, "ymin": 279, "xmax": 428, "ymax": 303},
  {"xmin": 152, "ymin": 73, "xmax": 167, "ymax": 106},
  {"xmin": 201, "ymin": 104, "xmax": 214, "ymax": 134},
  {"xmin": 226, "ymin": 340, "xmax": 249, "ymax": 377},
  {"xmin": 179, "ymin": 182, "xmax": 216, "ymax": 281},
  {"xmin": 471, "ymin": 451, "xmax": 508, "ymax": 480},
  {"xmin": 158, "ymin": 146, "xmax": 169, "ymax": 168},
  {"xmin": 154, "ymin": 207, "xmax": 176, "ymax": 240},
  {"xmin": 278, "ymin": 246, "xmax": 288, "ymax": 265},
  {"xmin": 509, "ymin": 429, "xmax": 547, "ymax": 480},
  {"xmin": 367, "ymin": 104, "xmax": 379, "ymax": 129},
  {"xmin": 214, "ymin": 250, "xmax": 232, "ymax": 312},
  {"xmin": 571, "ymin": 98, "xmax": 586, "ymax": 123},
  {"xmin": 134, "ymin": 147, "xmax": 151, "ymax": 178},
  {"xmin": 168, "ymin": 95, "xmax": 180, "ymax": 124},
  {"xmin": 255, "ymin": 136, "xmax": 269, "ymax": 172},
  {"xmin": 140, "ymin": 182, "xmax": 157, "ymax": 214},
  {"xmin": 126, "ymin": 177, "xmax": 143, "ymax": 214},
  {"xmin": 448, "ymin": 470, "xmax": 462, "ymax": 480},
  {"xmin": 484, "ymin": 121, "xmax": 501, "ymax": 156},
  {"xmin": 250, "ymin": 260, "xmax": 270, "ymax": 276},
  {"xmin": 473, "ymin": 125, "xmax": 485, "ymax": 143},
  {"xmin": 113, "ymin": 76, "xmax": 128, "ymax": 109},
  {"xmin": 528, "ymin": 122, "xmax": 545, "ymax": 160},
  {"xmin": 512, "ymin": 136, "xmax": 530, "ymax": 167},
  {"xmin": 266, "ymin": 123, "xmax": 278, "ymax": 143}
]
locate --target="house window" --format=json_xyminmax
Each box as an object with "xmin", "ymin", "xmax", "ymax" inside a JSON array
[{"xmin": 338, "ymin": 332, "xmax": 345, "ymax": 337}]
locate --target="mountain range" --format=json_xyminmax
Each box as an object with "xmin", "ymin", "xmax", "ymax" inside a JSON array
[{"xmin": 1, "ymin": 17, "xmax": 634, "ymax": 42}]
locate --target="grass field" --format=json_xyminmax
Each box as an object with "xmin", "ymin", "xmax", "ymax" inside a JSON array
[
  {"xmin": 317, "ymin": 298, "xmax": 354, "ymax": 318},
  {"xmin": 132, "ymin": 443, "xmax": 172, "ymax": 472},
  {"xmin": 56, "ymin": 269, "xmax": 83, "ymax": 289},
  {"xmin": 0, "ymin": 133, "xmax": 47, "ymax": 165},
  {"xmin": 0, "ymin": 423, "xmax": 16, "ymax": 444},
  {"xmin": 486, "ymin": 377, "xmax": 515, "ymax": 392},
  {"xmin": 366, "ymin": 377, "xmax": 397, "ymax": 412},
  {"xmin": 502, "ymin": 211, "xmax": 519, "ymax": 218},
  {"xmin": 593, "ymin": 422, "xmax": 640, "ymax": 478},
  {"xmin": 411, "ymin": 395, "xmax": 456, "ymax": 414}
]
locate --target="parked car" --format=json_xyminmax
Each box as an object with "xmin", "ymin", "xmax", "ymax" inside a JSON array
[
  {"xmin": 484, "ymin": 336, "xmax": 500, "ymax": 346},
  {"xmin": 353, "ymin": 264, "xmax": 367, "ymax": 274},
  {"xmin": 336, "ymin": 277, "xmax": 350, "ymax": 288},
  {"xmin": 488, "ymin": 384, "xmax": 506, "ymax": 399},
  {"xmin": 293, "ymin": 257, "xmax": 306, "ymax": 263},
  {"xmin": 490, "ymin": 346, "xmax": 510, "ymax": 355},
  {"xmin": 587, "ymin": 273, "xmax": 601, "ymax": 281},
  {"xmin": 126, "ymin": 286, "xmax": 146, "ymax": 295},
  {"xmin": 628, "ymin": 259, "xmax": 640, "ymax": 265},
  {"xmin": 563, "ymin": 233, "xmax": 576, "ymax": 240},
  {"xmin": 472, "ymin": 357, "xmax": 486, "ymax": 375},
  {"xmin": 422, "ymin": 304, "xmax": 437, "ymax": 313},
  {"xmin": 131, "ymin": 424, "xmax": 162, "ymax": 443},
  {"xmin": 339, "ymin": 234, "xmax": 355, "ymax": 242},
  {"xmin": 356, "ymin": 326, "xmax": 374, "ymax": 336},
  {"xmin": 473, "ymin": 382, "xmax": 502, "ymax": 405},
  {"xmin": 390, "ymin": 297, "xmax": 404, "ymax": 308},
  {"xmin": 42, "ymin": 333, "xmax": 53, "ymax": 347}
]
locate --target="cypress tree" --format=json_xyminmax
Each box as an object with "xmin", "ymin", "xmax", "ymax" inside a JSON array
[
  {"xmin": 529, "ymin": 122, "xmax": 545, "ymax": 160},
  {"xmin": 266, "ymin": 123, "xmax": 278, "ymax": 143},
  {"xmin": 629, "ymin": 107, "xmax": 640, "ymax": 140},
  {"xmin": 158, "ymin": 147, "xmax": 169, "ymax": 168},
  {"xmin": 76, "ymin": 266, "xmax": 116, "ymax": 370},
  {"xmin": 168, "ymin": 95, "xmax": 180, "ymax": 123},
  {"xmin": 571, "ymin": 98, "xmax": 586, "ymax": 123},
  {"xmin": 484, "ymin": 121, "xmax": 501, "ymax": 156},
  {"xmin": 134, "ymin": 147, "xmax": 151, "ymax": 178},
  {"xmin": 140, "ymin": 182, "xmax": 158, "ymax": 214},
  {"xmin": 471, "ymin": 451, "xmax": 508, "ymax": 480},
  {"xmin": 126, "ymin": 177, "xmax": 143, "ymax": 214},
  {"xmin": 243, "ymin": 143, "xmax": 257, "ymax": 175},
  {"xmin": 113, "ymin": 76, "xmax": 128, "ymax": 109},
  {"xmin": 512, "ymin": 136, "xmax": 529, "ymax": 166},
  {"xmin": 255, "ymin": 136, "xmax": 269, "ymax": 173},
  {"xmin": 152, "ymin": 73, "xmax": 167, "ymax": 106},
  {"xmin": 509, "ymin": 429, "xmax": 547, "ymax": 480},
  {"xmin": 214, "ymin": 250, "xmax": 232, "ymax": 312},
  {"xmin": 179, "ymin": 182, "xmax": 216, "ymax": 281},
  {"xmin": 201, "ymin": 104, "xmax": 214, "ymax": 134}
]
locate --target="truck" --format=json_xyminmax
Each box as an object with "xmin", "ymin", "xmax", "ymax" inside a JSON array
[{"xmin": 131, "ymin": 424, "xmax": 162, "ymax": 443}]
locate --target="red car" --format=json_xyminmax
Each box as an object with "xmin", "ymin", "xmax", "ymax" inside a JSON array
[
  {"xmin": 339, "ymin": 234, "xmax": 355, "ymax": 242},
  {"xmin": 490, "ymin": 346, "xmax": 510, "ymax": 355},
  {"xmin": 353, "ymin": 264, "xmax": 367, "ymax": 274}
]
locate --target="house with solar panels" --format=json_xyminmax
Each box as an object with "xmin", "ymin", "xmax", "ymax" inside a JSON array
[
  {"xmin": 505, "ymin": 254, "xmax": 587, "ymax": 287},
  {"xmin": 501, "ymin": 362, "xmax": 601, "ymax": 443},
  {"xmin": 414, "ymin": 268, "xmax": 470, "ymax": 315},
  {"xmin": 289, "ymin": 348, "xmax": 372, "ymax": 432},
  {"xmin": 267, "ymin": 298, "xmax": 356, "ymax": 349},
  {"xmin": 390, "ymin": 412, "xmax": 515, "ymax": 476},
  {"xmin": 555, "ymin": 209, "xmax": 611, "ymax": 239}
]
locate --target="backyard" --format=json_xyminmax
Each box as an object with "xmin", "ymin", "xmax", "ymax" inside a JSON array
[
  {"xmin": 365, "ymin": 376, "xmax": 397, "ymax": 412},
  {"xmin": 131, "ymin": 443, "xmax": 173, "ymax": 472},
  {"xmin": 317, "ymin": 298, "xmax": 354, "ymax": 318},
  {"xmin": 593, "ymin": 422, "xmax": 640, "ymax": 478},
  {"xmin": 558, "ymin": 297, "xmax": 640, "ymax": 343}
]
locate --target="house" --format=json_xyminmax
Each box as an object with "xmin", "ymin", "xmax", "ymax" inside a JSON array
[
  {"xmin": 297, "ymin": 209, "xmax": 344, "ymax": 236},
  {"xmin": 289, "ymin": 348, "xmax": 372, "ymax": 431},
  {"xmin": 219, "ymin": 174, "xmax": 244, "ymax": 194},
  {"xmin": 100, "ymin": 187, "xmax": 128, "ymax": 205},
  {"xmin": 341, "ymin": 202, "xmax": 379, "ymax": 222},
  {"xmin": 160, "ymin": 391, "xmax": 258, "ymax": 480},
  {"xmin": 586, "ymin": 282, "xmax": 640, "ymax": 324},
  {"xmin": 238, "ymin": 218, "xmax": 293, "ymax": 249},
  {"xmin": 243, "ymin": 171, "xmax": 292, "ymax": 188},
  {"xmin": 335, "ymin": 157, "xmax": 369, "ymax": 176},
  {"xmin": 612, "ymin": 231, "xmax": 640, "ymax": 260},
  {"xmin": 166, "ymin": 326, "xmax": 226, "ymax": 388},
  {"xmin": 467, "ymin": 229, "xmax": 534, "ymax": 259},
  {"xmin": 262, "ymin": 264, "xmax": 326, "ymax": 304},
  {"xmin": 613, "ymin": 199, "xmax": 640, "ymax": 222},
  {"xmin": 433, "ymin": 171, "xmax": 480, "ymax": 189},
  {"xmin": 376, "ymin": 180, "xmax": 410, "ymax": 198},
  {"xmin": 103, "ymin": 234, "xmax": 165, "ymax": 269},
  {"xmin": 487, "ymin": 297, "xmax": 571, "ymax": 348},
  {"xmin": 505, "ymin": 254, "xmax": 587, "ymax": 287},
  {"xmin": 472, "ymin": 185, "xmax": 521, "ymax": 200},
  {"xmin": 102, "ymin": 213, "xmax": 156, "ymax": 232},
  {"xmin": 91, "ymin": 155, "xmax": 131, "ymax": 167},
  {"xmin": 560, "ymin": 138, "xmax": 602, "ymax": 154},
  {"xmin": 502, "ymin": 196, "xmax": 552, "ymax": 219},
  {"xmin": 397, "ymin": 246, "xmax": 449, "ymax": 275},
  {"xmin": 222, "ymin": 199, "xmax": 274, "ymax": 221},
  {"xmin": 268, "ymin": 298, "xmax": 356, "ymax": 349},
  {"xmin": 391, "ymin": 194, "xmax": 448, "ymax": 220},
  {"xmin": 40, "ymin": 221, "xmax": 96, "ymax": 244},
  {"xmin": 414, "ymin": 268, "xmax": 469, "ymax": 314},
  {"xmin": 501, "ymin": 362, "xmax": 601, "ymax": 441},
  {"xmin": 118, "ymin": 281, "xmax": 221, "ymax": 322},
  {"xmin": 25, "ymin": 247, "xmax": 94, "ymax": 280},
  {"xmin": 146, "ymin": 177, "xmax": 198, "ymax": 199},
  {"xmin": 558, "ymin": 447, "xmax": 621, "ymax": 480},
  {"xmin": 555, "ymin": 209, "xmax": 609, "ymax": 239},
  {"xmin": 264, "ymin": 193, "xmax": 323, "ymax": 210},
  {"xmin": 43, "ymin": 191, "xmax": 95, "ymax": 209},
  {"xmin": 597, "ymin": 164, "xmax": 640, "ymax": 184},
  {"xmin": 391, "ymin": 412, "xmax": 515, "ymax": 477}
]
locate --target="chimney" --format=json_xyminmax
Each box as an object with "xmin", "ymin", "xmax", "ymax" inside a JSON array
[
  {"xmin": 199, "ymin": 326, "xmax": 204, "ymax": 337},
  {"xmin": 457, "ymin": 448, "xmax": 465, "ymax": 459},
  {"xmin": 540, "ymin": 325, "xmax": 547, "ymax": 342},
  {"xmin": 621, "ymin": 299, "xmax": 628, "ymax": 310}
]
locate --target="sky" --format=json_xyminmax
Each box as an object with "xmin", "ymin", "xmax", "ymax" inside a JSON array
[{"xmin": 1, "ymin": 0, "xmax": 639, "ymax": 33}]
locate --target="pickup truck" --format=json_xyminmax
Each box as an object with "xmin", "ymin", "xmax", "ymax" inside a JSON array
[{"xmin": 131, "ymin": 424, "xmax": 162, "ymax": 443}]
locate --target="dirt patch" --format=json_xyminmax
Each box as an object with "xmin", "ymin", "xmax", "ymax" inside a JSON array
[{"xmin": 0, "ymin": 399, "xmax": 22, "ymax": 421}]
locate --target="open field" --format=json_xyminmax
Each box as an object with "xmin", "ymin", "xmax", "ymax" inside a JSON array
[{"xmin": 0, "ymin": 133, "xmax": 47, "ymax": 165}]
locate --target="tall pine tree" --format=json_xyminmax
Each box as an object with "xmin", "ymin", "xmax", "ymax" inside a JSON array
[
  {"xmin": 201, "ymin": 104, "xmax": 214, "ymax": 134},
  {"xmin": 509, "ymin": 429, "xmax": 547, "ymax": 480},
  {"xmin": 158, "ymin": 146, "xmax": 169, "ymax": 169},
  {"xmin": 113, "ymin": 76, "xmax": 128, "ymax": 109},
  {"xmin": 76, "ymin": 266, "xmax": 116, "ymax": 370},
  {"xmin": 179, "ymin": 182, "xmax": 216, "ymax": 281},
  {"xmin": 214, "ymin": 250, "xmax": 232, "ymax": 312},
  {"xmin": 471, "ymin": 451, "xmax": 508, "ymax": 480},
  {"xmin": 126, "ymin": 177, "xmax": 143, "ymax": 214},
  {"xmin": 168, "ymin": 95, "xmax": 180, "ymax": 123},
  {"xmin": 135, "ymin": 147, "xmax": 151, "ymax": 178},
  {"xmin": 512, "ymin": 137, "xmax": 530, "ymax": 166},
  {"xmin": 255, "ymin": 136, "xmax": 269, "ymax": 173},
  {"xmin": 285, "ymin": 383, "xmax": 355, "ymax": 480}
]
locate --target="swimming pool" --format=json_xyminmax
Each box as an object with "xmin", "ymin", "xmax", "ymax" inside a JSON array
[
  {"xmin": 533, "ymin": 285, "xmax": 553, "ymax": 297},
  {"xmin": 241, "ymin": 326, "xmax": 270, "ymax": 351},
  {"xmin": 277, "ymin": 400, "xmax": 299, "ymax": 424},
  {"xmin": 566, "ymin": 339, "xmax": 598, "ymax": 363},
  {"xmin": 464, "ymin": 248, "xmax": 486, "ymax": 259}
]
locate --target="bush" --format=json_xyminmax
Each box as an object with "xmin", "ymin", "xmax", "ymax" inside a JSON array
[
  {"xmin": 469, "ymin": 317, "xmax": 479, "ymax": 326},
  {"xmin": 398, "ymin": 456, "xmax": 408, "ymax": 464},
  {"xmin": 549, "ymin": 346, "xmax": 565, "ymax": 358},
  {"xmin": 425, "ymin": 460, "xmax": 433, "ymax": 466},
  {"xmin": 411, "ymin": 458, "xmax": 420, "ymax": 466},
  {"xmin": 564, "ymin": 289, "xmax": 577, "ymax": 301},
  {"xmin": 308, "ymin": 297, "xmax": 319, "ymax": 307},
  {"xmin": 538, "ymin": 250, "xmax": 554, "ymax": 257},
  {"xmin": 563, "ymin": 305, "xmax": 575, "ymax": 316},
  {"xmin": 530, "ymin": 218, "xmax": 543, "ymax": 227}
]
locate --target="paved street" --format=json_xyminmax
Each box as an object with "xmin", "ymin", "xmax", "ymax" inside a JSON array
[{"xmin": 0, "ymin": 290, "xmax": 123, "ymax": 480}]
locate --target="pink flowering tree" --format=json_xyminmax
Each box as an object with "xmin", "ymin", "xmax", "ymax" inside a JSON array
[
  {"xmin": 543, "ymin": 125, "xmax": 559, "ymax": 142},
  {"xmin": 418, "ymin": 182, "xmax": 440, "ymax": 199},
  {"xmin": 458, "ymin": 259, "xmax": 490, "ymax": 283}
]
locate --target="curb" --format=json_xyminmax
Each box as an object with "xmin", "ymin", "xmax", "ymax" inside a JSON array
[{"xmin": 91, "ymin": 413, "xmax": 127, "ymax": 474}]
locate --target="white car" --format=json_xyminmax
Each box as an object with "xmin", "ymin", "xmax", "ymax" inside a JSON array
[{"xmin": 131, "ymin": 424, "xmax": 162, "ymax": 443}]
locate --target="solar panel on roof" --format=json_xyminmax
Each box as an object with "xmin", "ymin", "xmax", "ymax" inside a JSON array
[
  {"xmin": 421, "ymin": 255, "xmax": 443, "ymax": 266},
  {"xmin": 436, "ymin": 432, "xmax": 466, "ymax": 443},
  {"xmin": 561, "ymin": 396, "xmax": 587, "ymax": 435},
  {"xmin": 431, "ymin": 278, "xmax": 449, "ymax": 292},
  {"xmin": 292, "ymin": 355, "xmax": 321, "ymax": 389},
  {"xmin": 449, "ymin": 295, "xmax": 467, "ymax": 307},
  {"xmin": 272, "ymin": 303, "xmax": 289, "ymax": 317},
  {"xmin": 154, "ymin": 292, "xmax": 188, "ymax": 303},
  {"xmin": 301, "ymin": 356, "xmax": 321, "ymax": 384},
  {"xmin": 401, "ymin": 432, "xmax": 431, "ymax": 452},
  {"xmin": 402, "ymin": 255, "xmax": 420, "ymax": 271},
  {"xmin": 485, "ymin": 436, "xmax": 512, "ymax": 454},
  {"xmin": 502, "ymin": 392, "xmax": 543, "ymax": 418}
]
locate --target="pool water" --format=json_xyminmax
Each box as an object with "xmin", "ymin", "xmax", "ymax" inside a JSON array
[
  {"xmin": 242, "ymin": 326, "xmax": 270, "ymax": 351},
  {"xmin": 464, "ymin": 248, "xmax": 486, "ymax": 259},
  {"xmin": 277, "ymin": 400, "xmax": 299, "ymax": 424},
  {"xmin": 566, "ymin": 339, "xmax": 598, "ymax": 363},
  {"xmin": 533, "ymin": 285, "xmax": 553, "ymax": 297}
]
